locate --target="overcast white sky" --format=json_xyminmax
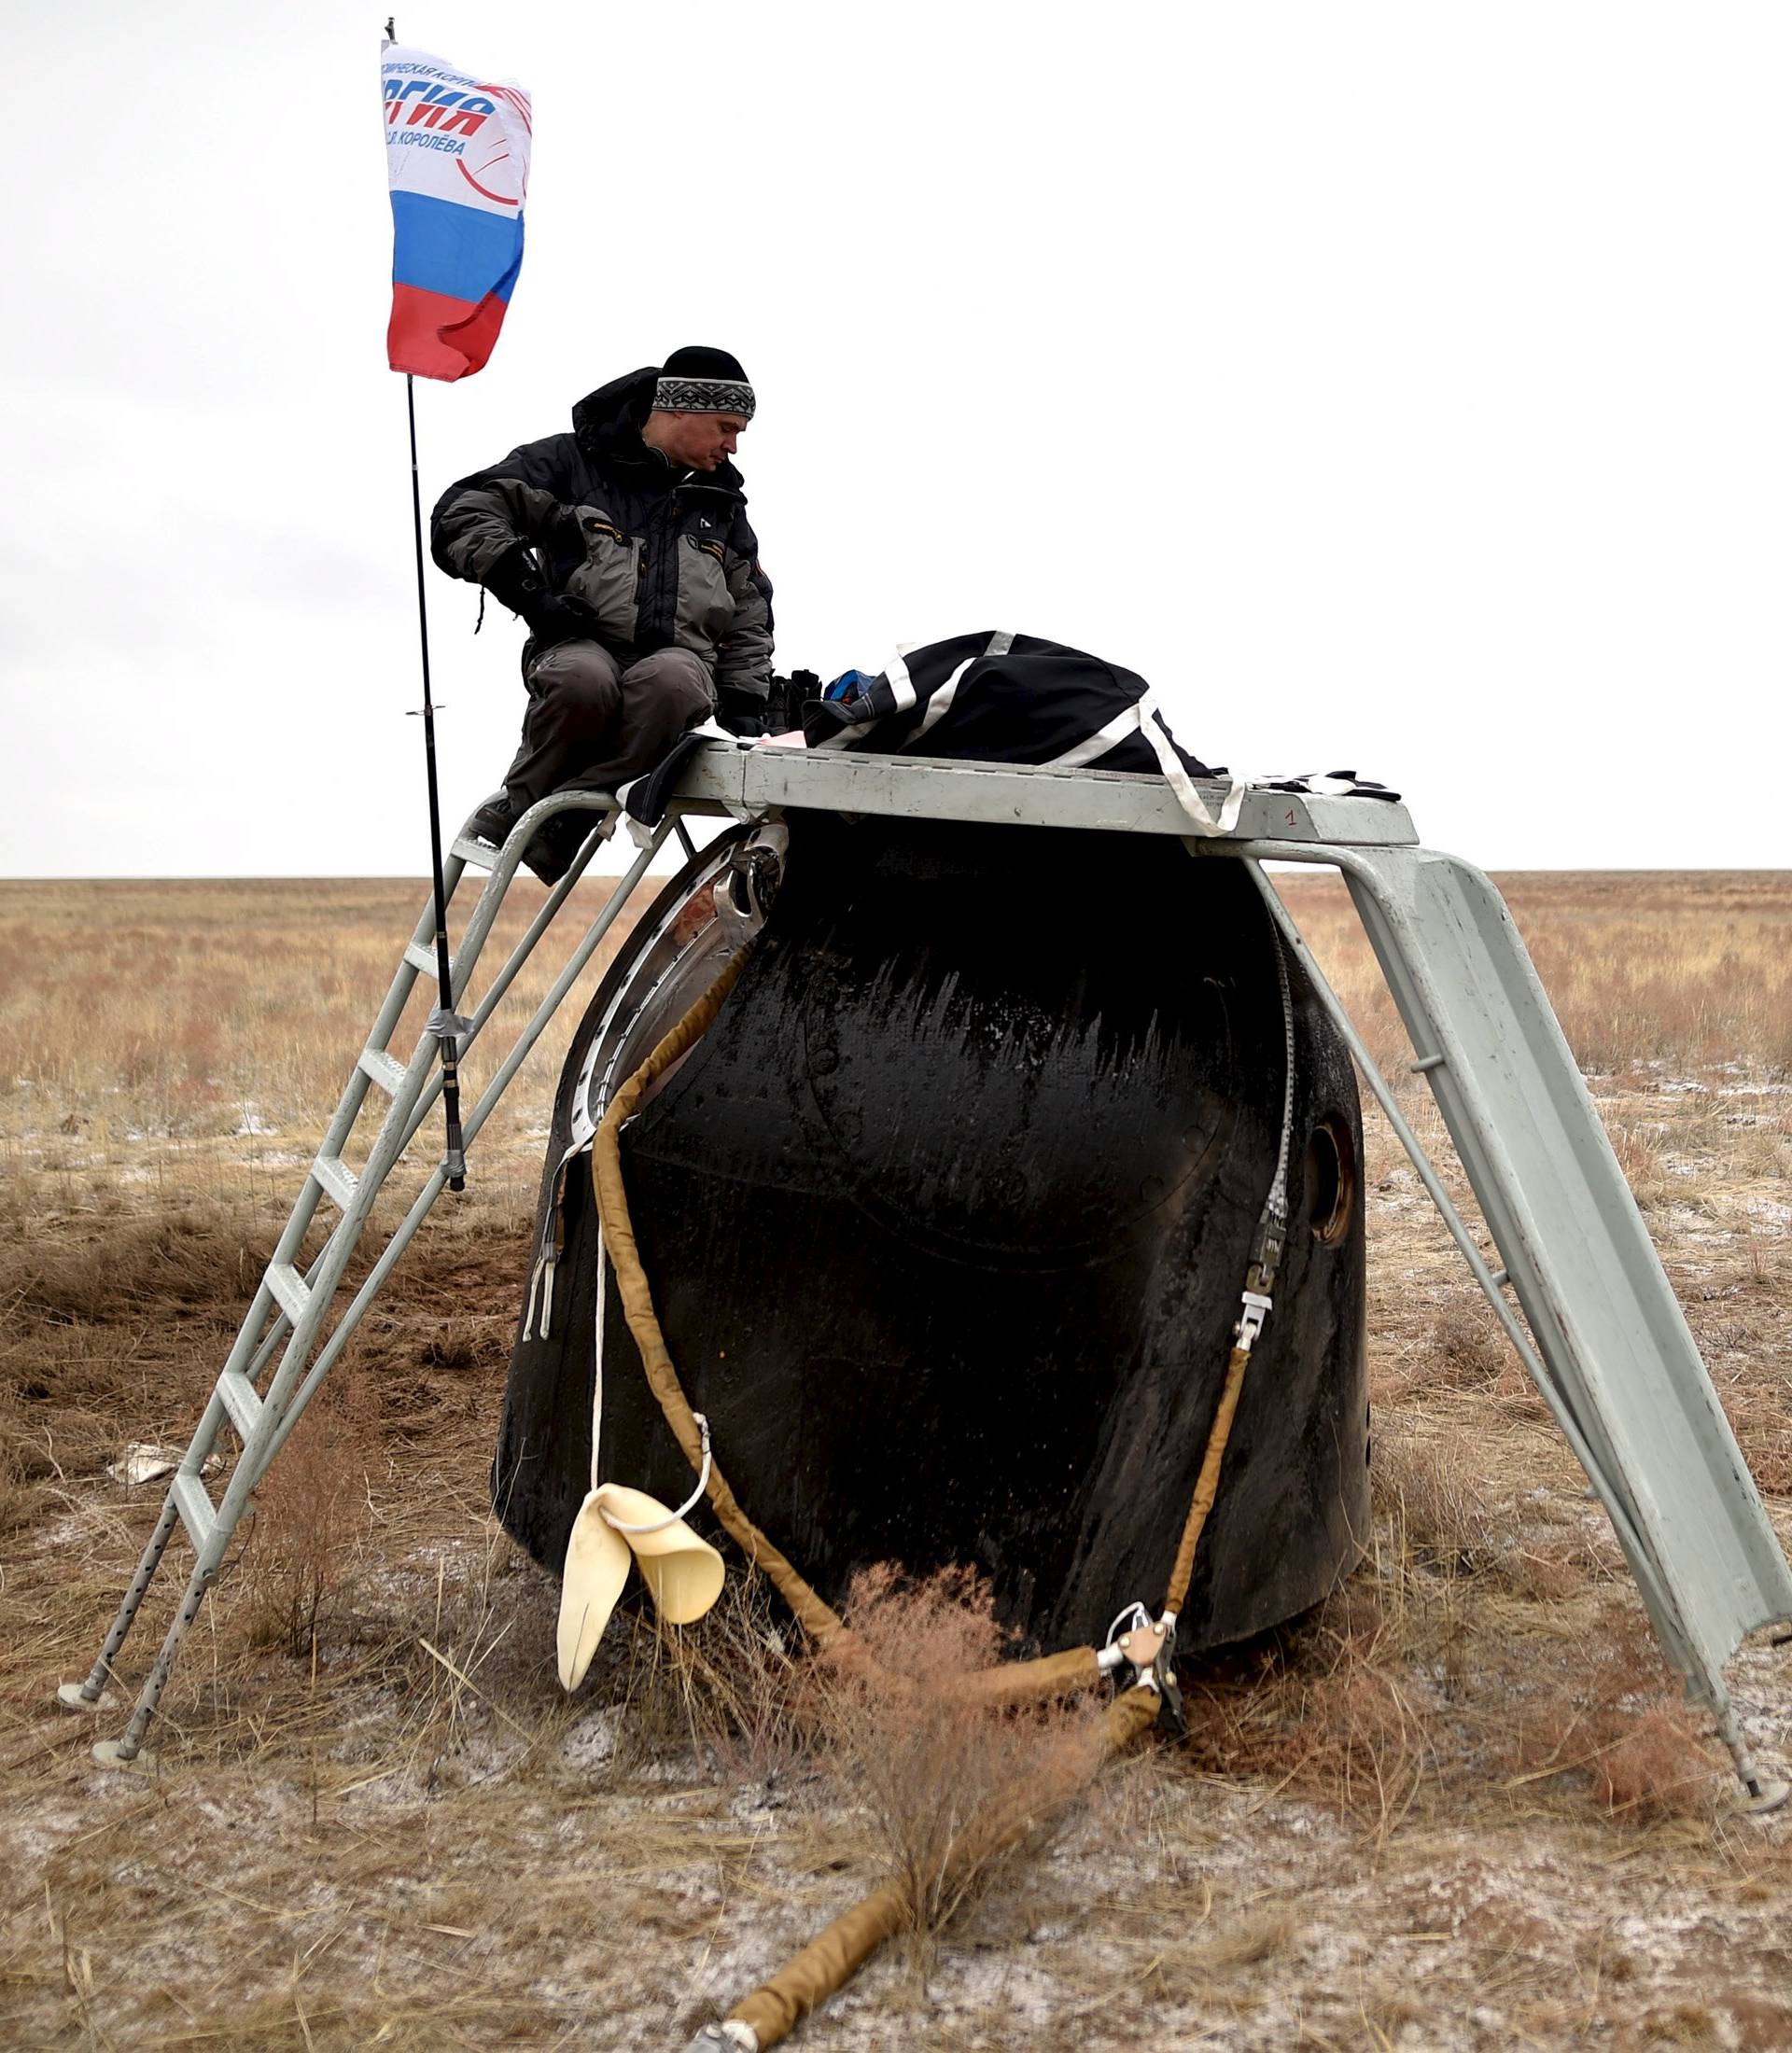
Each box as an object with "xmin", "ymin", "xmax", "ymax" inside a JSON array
[{"xmin": 4, "ymin": 1, "xmax": 1787, "ymax": 876}]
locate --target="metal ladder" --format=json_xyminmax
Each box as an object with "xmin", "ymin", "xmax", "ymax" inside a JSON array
[{"xmin": 58, "ymin": 790, "xmax": 682, "ymax": 1766}]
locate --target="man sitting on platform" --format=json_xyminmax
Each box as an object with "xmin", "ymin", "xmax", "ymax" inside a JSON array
[{"xmin": 430, "ymin": 345, "xmax": 773, "ymax": 882}]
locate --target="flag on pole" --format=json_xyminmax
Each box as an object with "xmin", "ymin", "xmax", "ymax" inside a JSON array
[{"xmin": 381, "ymin": 43, "xmax": 532, "ymax": 382}]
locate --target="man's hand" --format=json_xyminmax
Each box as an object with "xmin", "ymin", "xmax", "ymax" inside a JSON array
[
  {"xmin": 483, "ymin": 542, "xmax": 599, "ymax": 655},
  {"xmin": 483, "ymin": 539, "xmax": 547, "ymax": 619},
  {"xmin": 715, "ymin": 686, "xmax": 769, "ymax": 738}
]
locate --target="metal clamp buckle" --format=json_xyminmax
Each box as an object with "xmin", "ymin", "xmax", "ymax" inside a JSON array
[
  {"xmin": 1101, "ymin": 1605, "xmax": 1186, "ymax": 1734},
  {"xmin": 1235, "ymin": 1289, "xmax": 1273, "ymax": 1352}
]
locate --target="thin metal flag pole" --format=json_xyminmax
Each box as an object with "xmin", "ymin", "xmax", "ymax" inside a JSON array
[{"xmin": 403, "ymin": 370, "xmax": 468, "ymax": 1192}]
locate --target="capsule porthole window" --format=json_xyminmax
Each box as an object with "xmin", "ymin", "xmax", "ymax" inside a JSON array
[{"xmin": 1306, "ymin": 1115, "xmax": 1356, "ymax": 1246}]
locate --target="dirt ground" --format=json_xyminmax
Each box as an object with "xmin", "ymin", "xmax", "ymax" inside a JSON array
[{"xmin": 2, "ymin": 867, "xmax": 1789, "ymax": 2049}]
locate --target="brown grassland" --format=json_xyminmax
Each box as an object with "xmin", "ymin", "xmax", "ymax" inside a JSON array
[{"xmin": 1, "ymin": 865, "xmax": 1789, "ymax": 2049}]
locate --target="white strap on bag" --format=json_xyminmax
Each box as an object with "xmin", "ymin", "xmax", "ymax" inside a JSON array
[
  {"xmin": 908, "ymin": 656, "xmax": 975, "ymax": 742},
  {"xmin": 817, "ymin": 632, "xmax": 1014, "ymax": 750},
  {"xmin": 1134, "ymin": 691, "xmax": 1248, "ymax": 836},
  {"xmin": 1039, "ymin": 688, "xmax": 1248, "ymax": 836},
  {"xmin": 1041, "ymin": 699, "xmax": 1145, "ymax": 770}
]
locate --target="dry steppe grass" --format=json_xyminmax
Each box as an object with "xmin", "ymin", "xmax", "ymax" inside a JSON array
[{"xmin": 1, "ymin": 866, "xmax": 1789, "ymax": 2048}]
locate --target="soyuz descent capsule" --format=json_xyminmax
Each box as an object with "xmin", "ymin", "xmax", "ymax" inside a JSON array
[{"xmin": 496, "ymin": 810, "xmax": 1368, "ymax": 1654}]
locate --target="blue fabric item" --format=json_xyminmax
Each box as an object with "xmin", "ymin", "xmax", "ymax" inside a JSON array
[
  {"xmin": 824, "ymin": 669, "xmax": 873, "ymax": 703},
  {"xmin": 389, "ymin": 189, "xmax": 524, "ymax": 304}
]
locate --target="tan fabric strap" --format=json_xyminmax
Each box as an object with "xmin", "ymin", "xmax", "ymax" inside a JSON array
[
  {"xmin": 592, "ymin": 948, "xmax": 847, "ymax": 1651},
  {"xmin": 730, "ymin": 1684, "xmax": 1161, "ymax": 2047},
  {"xmin": 1163, "ymin": 1340, "xmax": 1253, "ymax": 1619}
]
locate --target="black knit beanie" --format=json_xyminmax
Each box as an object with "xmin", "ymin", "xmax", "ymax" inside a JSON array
[{"xmin": 654, "ymin": 345, "xmax": 755, "ymax": 420}]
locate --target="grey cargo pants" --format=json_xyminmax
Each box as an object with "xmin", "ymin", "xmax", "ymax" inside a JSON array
[{"xmin": 502, "ymin": 641, "xmax": 715, "ymax": 811}]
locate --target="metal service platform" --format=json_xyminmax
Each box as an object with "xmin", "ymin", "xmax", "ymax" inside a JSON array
[{"xmin": 58, "ymin": 740, "xmax": 1792, "ymax": 1802}]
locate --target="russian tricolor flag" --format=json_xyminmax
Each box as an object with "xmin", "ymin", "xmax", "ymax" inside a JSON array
[{"xmin": 382, "ymin": 45, "xmax": 532, "ymax": 383}]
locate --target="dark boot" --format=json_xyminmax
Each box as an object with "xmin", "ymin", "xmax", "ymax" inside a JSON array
[
  {"xmin": 521, "ymin": 810, "xmax": 595, "ymax": 887},
  {"xmin": 468, "ymin": 794, "xmax": 519, "ymax": 848}
]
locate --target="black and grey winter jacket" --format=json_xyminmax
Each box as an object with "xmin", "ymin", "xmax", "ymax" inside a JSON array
[{"xmin": 430, "ymin": 367, "xmax": 774, "ymax": 705}]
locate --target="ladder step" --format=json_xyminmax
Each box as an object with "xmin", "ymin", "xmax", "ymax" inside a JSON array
[
  {"xmin": 171, "ymin": 1472, "xmax": 217, "ymax": 1550},
  {"xmin": 216, "ymin": 1368, "xmax": 264, "ymax": 1444},
  {"xmin": 266, "ymin": 1262, "xmax": 311, "ymax": 1326},
  {"xmin": 403, "ymin": 941, "xmax": 456, "ymax": 979},
  {"xmin": 358, "ymin": 1048, "xmax": 409, "ymax": 1096},
  {"xmin": 311, "ymin": 1153, "xmax": 359, "ymax": 1211},
  {"xmin": 451, "ymin": 836, "xmax": 498, "ymax": 872}
]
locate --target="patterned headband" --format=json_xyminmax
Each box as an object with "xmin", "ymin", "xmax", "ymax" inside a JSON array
[{"xmin": 652, "ymin": 375, "xmax": 755, "ymax": 421}]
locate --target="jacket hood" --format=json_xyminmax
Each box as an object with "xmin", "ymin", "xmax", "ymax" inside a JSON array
[{"xmin": 571, "ymin": 367, "xmax": 745, "ymax": 494}]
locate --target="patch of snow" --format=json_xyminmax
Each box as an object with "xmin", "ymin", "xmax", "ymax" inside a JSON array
[{"xmin": 561, "ymin": 1708, "xmax": 619, "ymax": 1773}]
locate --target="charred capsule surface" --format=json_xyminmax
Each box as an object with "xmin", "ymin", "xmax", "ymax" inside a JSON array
[{"xmin": 496, "ymin": 815, "xmax": 1367, "ymax": 1652}]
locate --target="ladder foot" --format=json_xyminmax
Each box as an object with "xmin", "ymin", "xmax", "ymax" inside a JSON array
[
  {"xmin": 91, "ymin": 1738, "xmax": 157, "ymax": 1773},
  {"xmin": 1740, "ymin": 1776, "xmax": 1789, "ymax": 1818},
  {"xmin": 56, "ymin": 1682, "xmax": 118, "ymax": 1712}
]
